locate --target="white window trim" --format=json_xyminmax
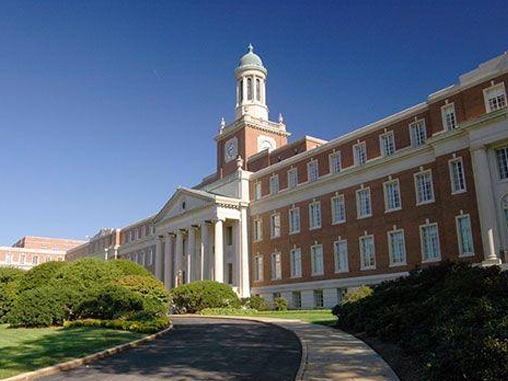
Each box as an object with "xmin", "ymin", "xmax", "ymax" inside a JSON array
[
  {"xmin": 448, "ymin": 157, "xmax": 467, "ymax": 194},
  {"xmin": 483, "ymin": 82, "xmax": 507, "ymax": 113},
  {"xmin": 414, "ymin": 170, "xmax": 435, "ymax": 205},
  {"xmin": 253, "ymin": 218, "xmax": 263, "ymax": 242},
  {"xmin": 271, "ymin": 252, "xmax": 282, "ymax": 280},
  {"xmin": 311, "ymin": 243, "xmax": 324, "ymax": 276},
  {"xmin": 420, "ymin": 222, "xmax": 441, "ymax": 263},
  {"xmin": 307, "ymin": 160, "xmax": 319, "ymax": 182},
  {"xmin": 331, "ymin": 194, "xmax": 346, "ymax": 224},
  {"xmin": 379, "ymin": 131, "xmax": 395, "ymax": 157},
  {"xmin": 309, "ymin": 201, "xmax": 322, "ymax": 230},
  {"xmin": 387, "ymin": 229, "xmax": 407, "ymax": 267},
  {"xmin": 290, "ymin": 247, "xmax": 302, "ymax": 278},
  {"xmin": 356, "ymin": 187, "xmax": 372, "ymax": 219},
  {"xmin": 353, "ymin": 141, "xmax": 367, "ymax": 166},
  {"xmin": 329, "ymin": 151, "xmax": 342, "ymax": 174},
  {"xmin": 456, "ymin": 214, "xmax": 475, "ymax": 257},
  {"xmin": 254, "ymin": 254, "xmax": 264, "ymax": 282},
  {"xmin": 288, "ymin": 207, "xmax": 301, "ymax": 234},
  {"xmin": 333, "ymin": 239, "xmax": 349, "ymax": 273},
  {"xmin": 441, "ymin": 102, "xmax": 457, "ymax": 130},
  {"xmin": 269, "ymin": 174, "xmax": 279, "ymax": 195},
  {"xmin": 383, "ymin": 179, "xmax": 402, "ymax": 212},
  {"xmin": 287, "ymin": 168, "xmax": 298, "ymax": 189},
  {"xmin": 254, "ymin": 182, "xmax": 262, "ymax": 201},
  {"xmin": 359, "ymin": 235, "xmax": 376, "ymax": 270},
  {"xmin": 495, "ymin": 146, "xmax": 508, "ymax": 182},
  {"xmin": 409, "ymin": 119, "xmax": 427, "ymax": 147},
  {"xmin": 270, "ymin": 213, "xmax": 281, "ymax": 239}
]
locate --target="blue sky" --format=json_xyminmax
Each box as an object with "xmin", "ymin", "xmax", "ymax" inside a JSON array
[{"xmin": 0, "ymin": 0, "xmax": 507, "ymax": 244}]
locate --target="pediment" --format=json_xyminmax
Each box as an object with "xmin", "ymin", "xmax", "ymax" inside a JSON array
[{"xmin": 154, "ymin": 187, "xmax": 217, "ymax": 223}]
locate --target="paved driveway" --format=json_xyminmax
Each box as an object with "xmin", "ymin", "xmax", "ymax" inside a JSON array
[{"xmin": 35, "ymin": 317, "xmax": 301, "ymax": 381}]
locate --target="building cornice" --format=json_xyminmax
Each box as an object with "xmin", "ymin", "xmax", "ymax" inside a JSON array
[{"xmin": 215, "ymin": 115, "xmax": 290, "ymax": 142}]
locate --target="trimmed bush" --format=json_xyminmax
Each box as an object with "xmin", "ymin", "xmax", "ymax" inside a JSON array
[
  {"xmin": 76, "ymin": 284, "xmax": 144, "ymax": 320},
  {"xmin": 169, "ymin": 280, "xmax": 240, "ymax": 313},
  {"xmin": 110, "ymin": 259, "xmax": 153, "ymax": 277},
  {"xmin": 342, "ymin": 285, "xmax": 373, "ymax": 304},
  {"xmin": 64, "ymin": 315, "xmax": 171, "ymax": 334},
  {"xmin": 200, "ymin": 307, "xmax": 258, "ymax": 316},
  {"xmin": 0, "ymin": 267, "xmax": 24, "ymax": 322},
  {"xmin": 116, "ymin": 275, "xmax": 169, "ymax": 316},
  {"xmin": 273, "ymin": 297, "xmax": 288, "ymax": 311},
  {"xmin": 18, "ymin": 261, "xmax": 67, "ymax": 292},
  {"xmin": 242, "ymin": 295, "xmax": 269, "ymax": 311}
]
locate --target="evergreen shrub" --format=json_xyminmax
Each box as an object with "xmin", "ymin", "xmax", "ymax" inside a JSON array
[{"xmin": 169, "ymin": 280, "xmax": 240, "ymax": 313}]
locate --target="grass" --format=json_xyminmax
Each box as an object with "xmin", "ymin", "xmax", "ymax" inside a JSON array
[
  {"xmin": 0, "ymin": 324, "xmax": 145, "ymax": 380},
  {"xmin": 201, "ymin": 309, "xmax": 338, "ymax": 326}
]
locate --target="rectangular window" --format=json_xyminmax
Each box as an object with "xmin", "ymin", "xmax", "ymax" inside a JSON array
[
  {"xmin": 484, "ymin": 83, "xmax": 507, "ymax": 112},
  {"xmin": 311, "ymin": 244, "xmax": 324, "ymax": 276},
  {"xmin": 314, "ymin": 289, "xmax": 324, "ymax": 308},
  {"xmin": 253, "ymin": 219, "xmax": 263, "ymax": 242},
  {"xmin": 20, "ymin": 254, "xmax": 25, "ymax": 264},
  {"xmin": 270, "ymin": 174, "xmax": 279, "ymax": 195},
  {"xmin": 140, "ymin": 250, "xmax": 146, "ymax": 266},
  {"xmin": 380, "ymin": 131, "xmax": 395, "ymax": 157},
  {"xmin": 410, "ymin": 119, "xmax": 427, "ymax": 147},
  {"xmin": 334, "ymin": 240, "xmax": 348, "ymax": 273},
  {"xmin": 496, "ymin": 146, "xmax": 508, "ymax": 180},
  {"xmin": 254, "ymin": 255, "xmax": 263, "ymax": 282},
  {"xmin": 449, "ymin": 157, "xmax": 466, "ymax": 193},
  {"xmin": 32, "ymin": 255, "xmax": 39, "ymax": 265},
  {"xmin": 388, "ymin": 230, "xmax": 406, "ymax": 266},
  {"xmin": 6, "ymin": 253, "xmax": 12, "ymax": 264},
  {"xmin": 456, "ymin": 214, "xmax": 474, "ymax": 257},
  {"xmin": 360, "ymin": 235, "xmax": 376, "ymax": 270},
  {"xmin": 271, "ymin": 252, "xmax": 282, "ymax": 280},
  {"xmin": 288, "ymin": 168, "xmax": 298, "ymax": 189},
  {"xmin": 441, "ymin": 103, "xmax": 457, "ymax": 130},
  {"xmin": 292, "ymin": 291, "xmax": 302, "ymax": 309},
  {"xmin": 356, "ymin": 188, "xmax": 372, "ymax": 218},
  {"xmin": 353, "ymin": 142, "xmax": 367, "ymax": 165},
  {"xmin": 288, "ymin": 207, "xmax": 301, "ymax": 234},
  {"xmin": 226, "ymin": 226, "xmax": 233, "ymax": 246},
  {"xmin": 270, "ymin": 213, "xmax": 281, "ymax": 238},
  {"xmin": 148, "ymin": 248, "xmax": 154, "ymax": 265},
  {"xmin": 309, "ymin": 201, "xmax": 322, "ymax": 229},
  {"xmin": 421, "ymin": 223, "xmax": 441, "ymax": 262},
  {"xmin": 384, "ymin": 179, "xmax": 402, "ymax": 211},
  {"xmin": 254, "ymin": 182, "xmax": 262, "ymax": 200},
  {"xmin": 329, "ymin": 152, "xmax": 341, "ymax": 173},
  {"xmin": 308, "ymin": 160, "xmax": 319, "ymax": 182},
  {"xmin": 415, "ymin": 170, "xmax": 435, "ymax": 204},
  {"xmin": 290, "ymin": 248, "xmax": 302, "ymax": 278},
  {"xmin": 331, "ymin": 194, "xmax": 346, "ymax": 224}
]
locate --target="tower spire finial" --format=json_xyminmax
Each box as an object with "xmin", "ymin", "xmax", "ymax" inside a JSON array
[{"xmin": 248, "ymin": 43, "xmax": 253, "ymax": 53}]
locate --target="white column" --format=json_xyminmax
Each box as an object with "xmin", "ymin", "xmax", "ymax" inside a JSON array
[
  {"xmin": 175, "ymin": 230, "xmax": 184, "ymax": 286},
  {"xmin": 163, "ymin": 234, "xmax": 173, "ymax": 290},
  {"xmin": 200, "ymin": 223, "xmax": 208, "ymax": 281},
  {"xmin": 239, "ymin": 208, "xmax": 251, "ymax": 297},
  {"xmin": 214, "ymin": 219, "xmax": 224, "ymax": 283},
  {"xmin": 155, "ymin": 237, "xmax": 164, "ymax": 281},
  {"xmin": 471, "ymin": 146, "xmax": 501, "ymax": 264},
  {"xmin": 187, "ymin": 227, "xmax": 196, "ymax": 284}
]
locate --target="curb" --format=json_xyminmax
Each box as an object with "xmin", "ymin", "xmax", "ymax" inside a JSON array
[
  {"xmin": 177, "ymin": 315, "xmax": 309, "ymax": 380},
  {"xmin": 2, "ymin": 324, "xmax": 173, "ymax": 381}
]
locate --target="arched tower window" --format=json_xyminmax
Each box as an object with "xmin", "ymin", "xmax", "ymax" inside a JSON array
[
  {"xmin": 256, "ymin": 78, "xmax": 261, "ymax": 101},
  {"xmin": 247, "ymin": 78, "xmax": 253, "ymax": 100},
  {"xmin": 239, "ymin": 80, "xmax": 243, "ymax": 103}
]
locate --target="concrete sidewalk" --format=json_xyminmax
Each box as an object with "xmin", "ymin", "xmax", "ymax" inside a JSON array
[{"xmin": 206, "ymin": 316, "xmax": 400, "ymax": 381}]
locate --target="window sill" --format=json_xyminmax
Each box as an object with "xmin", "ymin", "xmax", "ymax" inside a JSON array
[
  {"xmin": 451, "ymin": 189, "xmax": 467, "ymax": 195},
  {"xmin": 385, "ymin": 207, "xmax": 402, "ymax": 213},
  {"xmin": 360, "ymin": 266, "xmax": 376, "ymax": 271},
  {"xmin": 332, "ymin": 220, "xmax": 346, "ymax": 225},
  {"xmin": 389, "ymin": 262, "xmax": 407, "ymax": 267},
  {"xmin": 416, "ymin": 199, "xmax": 435, "ymax": 206},
  {"xmin": 334, "ymin": 269, "xmax": 349, "ymax": 274},
  {"xmin": 422, "ymin": 257, "xmax": 441, "ymax": 263},
  {"xmin": 309, "ymin": 226, "xmax": 322, "ymax": 231},
  {"xmin": 311, "ymin": 272, "xmax": 324, "ymax": 277},
  {"xmin": 357, "ymin": 214, "xmax": 373, "ymax": 220},
  {"xmin": 458, "ymin": 252, "xmax": 475, "ymax": 258}
]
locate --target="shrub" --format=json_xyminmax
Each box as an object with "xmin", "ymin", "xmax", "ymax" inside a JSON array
[
  {"xmin": 18, "ymin": 261, "xmax": 67, "ymax": 292},
  {"xmin": 169, "ymin": 280, "xmax": 240, "ymax": 313},
  {"xmin": 200, "ymin": 307, "xmax": 258, "ymax": 316},
  {"xmin": 116, "ymin": 275, "xmax": 169, "ymax": 316},
  {"xmin": 64, "ymin": 315, "xmax": 171, "ymax": 334},
  {"xmin": 242, "ymin": 295, "xmax": 269, "ymax": 311},
  {"xmin": 76, "ymin": 284, "xmax": 144, "ymax": 320},
  {"xmin": 0, "ymin": 267, "xmax": 25, "ymax": 284},
  {"xmin": 110, "ymin": 259, "xmax": 153, "ymax": 277},
  {"xmin": 342, "ymin": 285, "xmax": 373, "ymax": 304},
  {"xmin": 273, "ymin": 297, "xmax": 288, "ymax": 311},
  {"xmin": 7, "ymin": 286, "xmax": 77, "ymax": 327},
  {"xmin": 0, "ymin": 267, "xmax": 24, "ymax": 322}
]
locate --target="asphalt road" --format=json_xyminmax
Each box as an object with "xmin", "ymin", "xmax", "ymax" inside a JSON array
[{"xmin": 35, "ymin": 317, "xmax": 301, "ymax": 381}]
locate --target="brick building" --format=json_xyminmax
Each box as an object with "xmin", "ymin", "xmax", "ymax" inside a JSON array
[
  {"xmin": 67, "ymin": 46, "xmax": 508, "ymax": 308},
  {"xmin": 0, "ymin": 236, "xmax": 85, "ymax": 270}
]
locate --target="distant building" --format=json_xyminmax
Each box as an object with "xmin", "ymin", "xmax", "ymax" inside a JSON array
[
  {"xmin": 66, "ymin": 46, "xmax": 508, "ymax": 308},
  {"xmin": 0, "ymin": 236, "xmax": 85, "ymax": 270}
]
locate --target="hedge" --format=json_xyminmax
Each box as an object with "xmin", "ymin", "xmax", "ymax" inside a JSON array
[{"xmin": 169, "ymin": 280, "xmax": 240, "ymax": 313}]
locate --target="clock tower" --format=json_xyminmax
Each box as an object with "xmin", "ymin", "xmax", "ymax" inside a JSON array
[{"xmin": 216, "ymin": 45, "xmax": 291, "ymax": 177}]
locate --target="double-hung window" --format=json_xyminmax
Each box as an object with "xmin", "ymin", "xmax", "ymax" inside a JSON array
[
  {"xmin": 288, "ymin": 168, "xmax": 298, "ymax": 189},
  {"xmin": 254, "ymin": 182, "xmax": 262, "ymax": 200},
  {"xmin": 329, "ymin": 152, "xmax": 341, "ymax": 173},
  {"xmin": 311, "ymin": 244, "xmax": 324, "ymax": 275},
  {"xmin": 253, "ymin": 218, "xmax": 263, "ymax": 241},
  {"xmin": 271, "ymin": 252, "xmax": 282, "ymax": 280},
  {"xmin": 308, "ymin": 160, "xmax": 319, "ymax": 182},
  {"xmin": 270, "ymin": 213, "xmax": 281, "ymax": 238},
  {"xmin": 359, "ymin": 235, "xmax": 376, "ymax": 270},
  {"xmin": 383, "ymin": 179, "xmax": 402, "ymax": 211},
  {"xmin": 334, "ymin": 240, "xmax": 348, "ymax": 273},
  {"xmin": 353, "ymin": 142, "xmax": 367, "ymax": 165},
  {"xmin": 254, "ymin": 255, "xmax": 263, "ymax": 282},
  {"xmin": 420, "ymin": 222, "xmax": 441, "ymax": 262},
  {"xmin": 270, "ymin": 174, "xmax": 279, "ymax": 195},
  {"xmin": 331, "ymin": 194, "xmax": 346, "ymax": 224},
  {"xmin": 449, "ymin": 157, "xmax": 466, "ymax": 193},
  {"xmin": 484, "ymin": 83, "xmax": 507, "ymax": 112},
  {"xmin": 288, "ymin": 207, "xmax": 300, "ymax": 234},
  {"xmin": 356, "ymin": 187, "xmax": 372, "ymax": 218},
  {"xmin": 496, "ymin": 146, "xmax": 508, "ymax": 180},
  {"xmin": 290, "ymin": 248, "xmax": 302, "ymax": 278},
  {"xmin": 441, "ymin": 103, "xmax": 457, "ymax": 130},
  {"xmin": 380, "ymin": 132, "xmax": 395, "ymax": 157},
  {"xmin": 309, "ymin": 201, "xmax": 322, "ymax": 229},
  {"xmin": 388, "ymin": 229, "xmax": 406, "ymax": 266},
  {"xmin": 415, "ymin": 170, "xmax": 435, "ymax": 204},
  {"xmin": 410, "ymin": 119, "xmax": 427, "ymax": 147},
  {"xmin": 456, "ymin": 214, "xmax": 474, "ymax": 256}
]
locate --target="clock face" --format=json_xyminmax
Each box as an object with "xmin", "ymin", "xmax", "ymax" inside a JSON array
[{"xmin": 224, "ymin": 137, "xmax": 238, "ymax": 162}]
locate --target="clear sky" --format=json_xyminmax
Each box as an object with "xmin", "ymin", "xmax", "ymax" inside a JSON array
[{"xmin": 0, "ymin": 0, "xmax": 507, "ymax": 244}]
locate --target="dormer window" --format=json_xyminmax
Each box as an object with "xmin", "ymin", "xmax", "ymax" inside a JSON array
[
  {"xmin": 441, "ymin": 103, "xmax": 457, "ymax": 130},
  {"xmin": 484, "ymin": 83, "xmax": 507, "ymax": 112},
  {"xmin": 409, "ymin": 119, "xmax": 427, "ymax": 147},
  {"xmin": 353, "ymin": 142, "xmax": 367, "ymax": 165}
]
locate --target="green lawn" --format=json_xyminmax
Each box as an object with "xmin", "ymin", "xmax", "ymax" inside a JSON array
[
  {"xmin": 201, "ymin": 309, "xmax": 337, "ymax": 326},
  {"xmin": 0, "ymin": 324, "xmax": 144, "ymax": 380}
]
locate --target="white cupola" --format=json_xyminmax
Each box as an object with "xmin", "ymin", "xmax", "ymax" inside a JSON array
[{"xmin": 235, "ymin": 44, "xmax": 269, "ymax": 121}]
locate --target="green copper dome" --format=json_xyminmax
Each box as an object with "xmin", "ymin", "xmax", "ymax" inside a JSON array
[{"xmin": 236, "ymin": 44, "xmax": 267, "ymax": 74}]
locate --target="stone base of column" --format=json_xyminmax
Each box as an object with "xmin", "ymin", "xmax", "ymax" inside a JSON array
[{"xmin": 482, "ymin": 258, "xmax": 502, "ymax": 266}]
